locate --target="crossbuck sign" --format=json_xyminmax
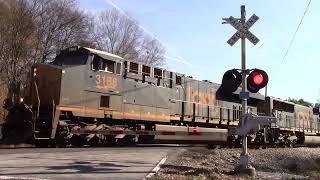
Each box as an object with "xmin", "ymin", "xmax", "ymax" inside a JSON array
[{"xmin": 224, "ymin": 14, "xmax": 259, "ymax": 46}]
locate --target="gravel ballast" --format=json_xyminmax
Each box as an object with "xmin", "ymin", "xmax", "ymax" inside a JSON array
[{"xmin": 153, "ymin": 147, "xmax": 320, "ymax": 179}]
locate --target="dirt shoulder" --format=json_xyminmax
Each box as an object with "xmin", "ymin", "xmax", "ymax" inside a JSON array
[{"xmin": 152, "ymin": 147, "xmax": 320, "ymax": 179}]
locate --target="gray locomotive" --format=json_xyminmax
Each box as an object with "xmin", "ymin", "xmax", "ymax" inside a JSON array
[{"xmin": 1, "ymin": 46, "xmax": 320, "ymax": 147}]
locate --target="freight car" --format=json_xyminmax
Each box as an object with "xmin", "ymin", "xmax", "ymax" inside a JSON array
[{"xmin": 1, "ymin": 46, "xmax": 320, "ymax": 147}]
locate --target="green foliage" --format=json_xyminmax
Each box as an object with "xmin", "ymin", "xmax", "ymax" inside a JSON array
[{"xmin": 287, "ymin": 98, "xmax": 313, "ymax": 107}]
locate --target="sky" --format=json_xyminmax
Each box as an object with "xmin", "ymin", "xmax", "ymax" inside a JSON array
[{"xmin": 78, "ymin": 0, "xmax": 320, "ymax": 104}]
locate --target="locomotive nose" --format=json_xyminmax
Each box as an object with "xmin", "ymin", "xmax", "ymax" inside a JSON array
[{"xmin": 26, "ymin": 63, "xmax": 62, "ymax": 108}]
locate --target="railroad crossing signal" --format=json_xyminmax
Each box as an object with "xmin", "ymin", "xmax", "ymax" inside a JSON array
[
  {"xmin": 247, "ymin": 69, "xmax": 268, "ymax": 93},
  {"xmin": 223, "ymin": 14, "xmax": 260, "ymax": 46},
  {"xmin": 222, "ymin": 5, "xmax": 261, "ymax": 175},
  {"xmin": 218, "ymin": 69, "xmax": 268, "ymax": 96}
]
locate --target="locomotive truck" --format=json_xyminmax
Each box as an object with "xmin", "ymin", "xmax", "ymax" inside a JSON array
[{"xmin": 1, "ymin": 46, "xmax": 320, "ymax": 147}]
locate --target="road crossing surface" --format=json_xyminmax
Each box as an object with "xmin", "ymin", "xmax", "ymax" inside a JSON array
[{"xmin": 0, "ymin": 146, "xmax": 183, "ymax": 180}]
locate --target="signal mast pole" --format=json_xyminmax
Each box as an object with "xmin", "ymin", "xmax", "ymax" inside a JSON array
[
  {"xmin": 222, "ymin": 5, "xmax": 258, "ymax": 175},
  {"xmin": 240, "ymin": 5, "xmax": 249, "ymax": 169},
  {"xmin": 222, "ymin": 5, "xmax": 268, "ymax": 176}
]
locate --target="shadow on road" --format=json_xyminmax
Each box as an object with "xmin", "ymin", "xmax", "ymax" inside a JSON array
[{"xmin": 0, "ymin": 159, "xmax": 155, "ymax": 176}]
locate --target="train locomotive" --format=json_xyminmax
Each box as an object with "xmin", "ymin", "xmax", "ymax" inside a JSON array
[{"xmin": 1, "ymin": 46, "xmax": 320, "ymax": 147}]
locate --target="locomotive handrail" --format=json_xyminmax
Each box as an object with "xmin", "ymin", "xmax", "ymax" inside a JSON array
[
  {"xmin": 52, "ymin": 99, "xmax": 55, "ymax": 121},
  {"xmin": 169, "ymin": 99, "xmax": 244, "ymax": 111},
  {"xmin": 34, "ymin": 81, "xmax": 40, "ymax": 118}
]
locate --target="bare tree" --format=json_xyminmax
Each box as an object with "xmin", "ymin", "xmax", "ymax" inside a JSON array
[
  {"xmin": 0, "ymin": 1, "xmax": 165, "ymax": 104},
  {"xmin": 94, "ymin": 9, "xmax": 141, "ymax": 60},
  {"xmin": 94, "ymin": 9, "xmax": 165, "ymax": 66},
  {"xmin": 29, "ymin": 0, "xmax": 92, "ymax": 63},
  {"xmin": 0, "ymin": 0, "xmax": 35, "ymax": 103},
  {"xmin": 0, "ymin": 0, "xmax": 94, "ymax": 102},
  {"xmin": 139, "ymin": 36, "xmax": 165, "ymax": 66}
]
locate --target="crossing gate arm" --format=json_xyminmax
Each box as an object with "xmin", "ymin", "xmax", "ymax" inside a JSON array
[
  {"xmin": 70, "ymin": 126, "xmax": 229, "ymax": 142},
  {"xmin": 70, "ymin": 129, "xmax": 227, "ymax": 136}
]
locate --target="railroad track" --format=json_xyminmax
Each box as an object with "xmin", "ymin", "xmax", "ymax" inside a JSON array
[{"xmin": 0, "ymin": 140, "xmax": 313, "ymax": 149}]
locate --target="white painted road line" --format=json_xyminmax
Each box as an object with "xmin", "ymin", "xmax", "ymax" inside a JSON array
[
  {"xmin": 0, "ymin": 176, "xmax": 48, "ymax": 180},
  {"xmin": 144, "ymin": 156, "xmax": 168, "ymax": 179}
]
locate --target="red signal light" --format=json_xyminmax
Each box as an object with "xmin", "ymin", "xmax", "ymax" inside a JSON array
[
  {"xmin": 252, "ymin": 71, "xmax": 264, "ymax": 85},
  {"xmin": 247, "ymin": 69, "xmax": 268, "ymax": 93}
]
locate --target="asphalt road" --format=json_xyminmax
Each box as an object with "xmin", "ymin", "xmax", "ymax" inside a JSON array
[{"xmin": 0, "ymin": 146, "xmax": 181, "ymax": 180}]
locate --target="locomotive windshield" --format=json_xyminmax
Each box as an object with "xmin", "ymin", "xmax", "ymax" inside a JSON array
[
  {"xmin": 52, "ymin": 50, "xmax": 88, "ymax": 66},
  {"xmin": 92, "ymin": 55, "xmax": 116, "ymax": 73}
]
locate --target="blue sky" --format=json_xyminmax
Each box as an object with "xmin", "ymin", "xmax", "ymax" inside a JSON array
[{"xmin": 78, "ymin": 0, "xmax": 319, "ymax": 103}]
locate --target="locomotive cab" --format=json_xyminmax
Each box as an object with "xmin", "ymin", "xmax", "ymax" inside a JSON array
[{"xmin": 27, "ymin": 47, "xmax": 124, "ymax": 141}]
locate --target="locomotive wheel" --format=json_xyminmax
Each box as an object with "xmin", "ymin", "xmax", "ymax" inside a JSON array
[
  {"xmin": 117, "ymin": 135, "xmax": 136, "ymax": 146},
  {"xmin": 54, "ymin": 127, "xmax": 70, "ymax": 148},
  {"xmin": 87, "ymin": 135, "xmax": 100, "ymax": 147},
  {"xmin": 138, "ymin": 124, "xmax": 155, "ymax": 144},
  {"xmin": 103, "ymin": 135, "xmax": 117, "ymax": 146},
  {"xmin": 287, "ymin": 140, "xmax": 296, "ymax": 148},
  {"xmin": 70, "ymin": 134, "xmax": 86, "ymax": 147},
  {"xmin": 34, "ymin": 139, "xmax": 50, "ymax": 148},
  {"xmin": 138, "ymin": 135, "xmax": 154, "ymax": 144}
]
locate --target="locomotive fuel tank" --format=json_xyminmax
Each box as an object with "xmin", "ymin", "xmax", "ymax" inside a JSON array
[{"xmin": 304, "ymin": 135, "xmax": 320, "ymax": 145}]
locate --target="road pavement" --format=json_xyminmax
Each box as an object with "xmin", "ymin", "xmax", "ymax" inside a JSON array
[{"xmin": 0, "ymin": 146, "xmax": 179, "ymax": 180}]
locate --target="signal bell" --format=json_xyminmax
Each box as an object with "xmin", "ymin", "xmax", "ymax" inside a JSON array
[
  {"xmin": 217, "ymin": 69, "xmax": 242, "ymax": 96},
  {"xmin": 247, "ymin": 69, "xmax": 268, "ymax": 93}
]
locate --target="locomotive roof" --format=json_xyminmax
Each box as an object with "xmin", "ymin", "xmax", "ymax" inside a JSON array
[
  {"xmin": 268, "ymin": 96, "xmax": 312, "ymax": 108},
  {"xmin": 81, "ymin": 46, "xmax": 172, "ymax": 72},
  {"xmin": 83, "ymin": 47, "xmax": 124, "ymax": 61}
]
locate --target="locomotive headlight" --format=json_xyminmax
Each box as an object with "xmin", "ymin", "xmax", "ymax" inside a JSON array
[
  {"xmin": 20, "ymin": 97, "xmax": 24, "ymax": 102},
  {"xmin": 33, "ymin": 68, "xmax": 37, "ymax": 76}
]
